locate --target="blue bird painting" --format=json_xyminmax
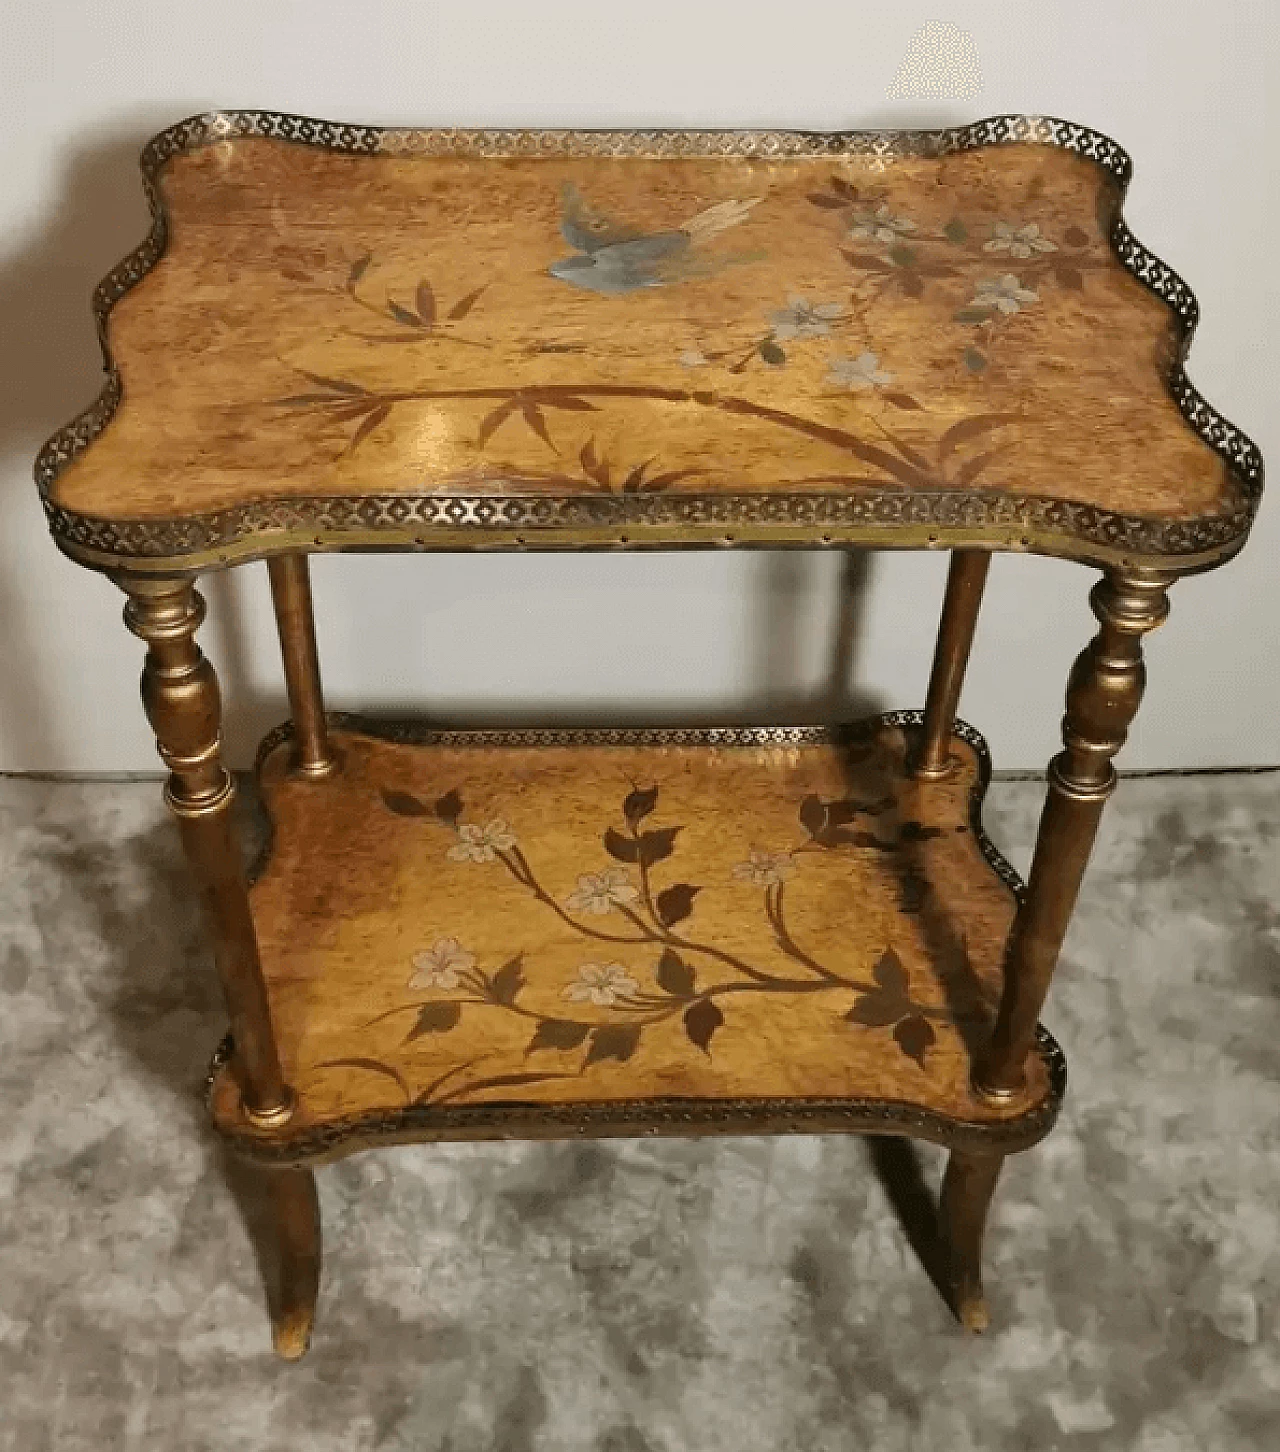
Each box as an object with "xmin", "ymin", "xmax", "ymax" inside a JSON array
[{"xmin": 548, "ymin": 183, "xmax": 763, "ymax": 294}]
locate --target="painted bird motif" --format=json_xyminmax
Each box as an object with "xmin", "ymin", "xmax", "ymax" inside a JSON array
[{"xmin": 548, "ymin": 184, "xmax": 763, "ymax": 294}]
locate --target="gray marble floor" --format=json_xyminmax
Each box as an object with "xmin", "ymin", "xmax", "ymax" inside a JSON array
[{"xmin": 0, "ymin": 768, "xmax": 1277, "ymax": 1451}]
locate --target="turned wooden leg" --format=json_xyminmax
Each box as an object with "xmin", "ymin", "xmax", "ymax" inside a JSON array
[
  {"xmin": 914, "ymin": 550, "xmax": 991, "ymax": 779},
  {"xmin": 940, "ymin": 1148, "xmax": 1003, "ymax": 1332},
  {"xmin": 117, "ymin": 574, "xmax": 293, "ymax": 1123},
  {"xmin": 266, "ymin": 553, "xmax": 336, "ymax": 777},
  {"xmin": 975, "ymin": 569, "xmax": 1174, "ymax": 1096},
  {"xmin": 265, "ymin": 1166, "xmax": 322, "ymax": 1361}
]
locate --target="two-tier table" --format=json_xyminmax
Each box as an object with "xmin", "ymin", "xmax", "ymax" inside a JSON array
[{"xmin": 36, "ymin": 112, "xmax": 1262, "ymax": 1358}]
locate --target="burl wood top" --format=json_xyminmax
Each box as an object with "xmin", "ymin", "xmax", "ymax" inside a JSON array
[
  {"xmin": 210, "ymin": 719, "xmax": 1060, "ymax": 1160},
  {"xmin": 40, "ymin": 115, "xmax": 1260, "ymax": 572}
]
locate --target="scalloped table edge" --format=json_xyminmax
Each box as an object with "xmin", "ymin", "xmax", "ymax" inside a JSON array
[{"xmin": 35, "ymin": 110, "xmax": 1263, "ymax": 577}]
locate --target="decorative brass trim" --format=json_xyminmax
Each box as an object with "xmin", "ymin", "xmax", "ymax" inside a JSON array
[
  {"xmin": 37, "ymin": 111, "xmax": 1262, "ymax": 575},
  {"xmin": 210, "ymin": 709, "xmax": 1064, "ymax": 1165}
]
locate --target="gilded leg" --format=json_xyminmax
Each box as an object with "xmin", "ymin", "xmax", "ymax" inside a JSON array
[
  {"xmin": 118, "ymin": 574, "xmax": 292, "ymax": 1121},
  {"xmin": 975, "ymin": 569, "xmax": 1173, "ymax": 1096},
  {"xmin": 939, "ymin": 1148, "xmax": 1003, "ymax": 1332},
  {"xmin": 266, "ymin": 553, "xmax": 335, "ymax": 777},
  {"xmin": 266, "ymin": 1166, "xmax": 322, "ymax": 1361},
  {"xmin": 914, "ymin": 550, "xmax": 991, "ymax": 779}
]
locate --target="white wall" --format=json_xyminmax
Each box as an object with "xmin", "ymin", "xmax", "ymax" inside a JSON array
[{"xmin": 0, "ymin": 0, "xmax": 1274, "ymax": 773}]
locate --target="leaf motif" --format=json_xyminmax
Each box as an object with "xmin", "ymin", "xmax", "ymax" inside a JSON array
[
  {"xmin": 623, "ymin": 460, "xmax": 650, "ymax": 492},
  {"xmin": 937, "ymin": 413, "xmax": 1019, "ymax": 459},
  {"xmin": 856, "ymin": 795, "xmax": 894, "ymax": 816},
  {"xmin": 490, "ymin": 955, "xmax": 525, "ymax": 1006},
  {"xmin": 656, "ymin": 948, "xmax": 696, "ymax": 998},
  {"xmin": 1054, "ymin": 262, "xmax": 1085, "ymax": 290},
  {"xmin": 520, "ymin": 401, "xmax": 555, "ymax": 448},
  {"xmin": 878, "ymin": 428, "xmax": 934, "ymax": 476},
  {"xmin": 584, "ymin": 1022, "xmax": 642, "ymax": 1067},
  {"xmin": 623, "ymin": 784, "xmax": 659, "ymax": 827},
  {"xmin": 280, "ymin": 265, "xmax": 311, "ymax": 283},
  {"xmin": 799, "ymin": 794, "xmax": 828, "ymax": 838},
  {"xmin": 882, "ymin": 391, "xmax": 924, "ymax": 411},
  {"xmin": 314, "ymin": 1056, "xmax": 409, "ymax": 1102},
  {"xmin": 388, "ymin": 300, "xmax": 424, "ymax": 328},
  {"xmin": 527, "ymin": 1018, "xmax": 591, "ymax": 1053},
  {"xmin": 445, "ymin": 1069, "xmax": 576, "ymax": 1101},
  {"xmin": 447, "ymin": 285, "xmax": 487, "ymax": 319},
  {"xmin": 433, "ymin": 788, "xmax": 464, "ymax": 825},
  {"xmin": 415, "ymin": 279, "xmax": 437, "ymax": 326},
  {"xmin": 330, "ymin": 400, "xmax": 385, "ymax": 422},
  {"xmin": 637, "ymin": 826, "xmax": 681, "ymax": 866},
  {"xmin": 295, "ymin": 369, "xmax": 366, "ymax": 395},
  {"xmin": 845, "ymin": 992, "xmax": 905, "ymax": 1027},
  {"xmin": 683, "ymin": 998, "xmax": 724, "ymax": 1053},
  {"xmin": 841, "ymin": 250, "xmax": 892, "ymax": 271},
  {"xmin": 655, "ymin": 884, "xmax": 700, "ymax": 928},
  {"xmin": 897, "ymin": 272, "xmax": 925, "ymax": 299},
  {"xmin": 824, "ymin": 799, "xmax": 866, "ymax": 827},
  {"xmin": 534, "ymin": 394, "xmax": 597, "ymax": 412},
  {"xmin": 406, "ymin": 1000, "xmax": 461, "ymax": 1040},
  {"xmin": 898, "ymin": 873, "xmax": 929, "ymax": 913},
  {"xmin": 955, "ymin": 444, "xmax": 1009, "ymax": 486},
  {"xmin": 381, "ymin": 789, "xmax": 430, "ymax": 816},
  {"xmin": 347, "ymin": 402, "xmax": 392, "ymax": 451},
  {"xmin": 347, "ymin": 252, "xmax": 373, "ymax": 289},
  {"xmin": 477, "ymin": 398, "xmax": 519, "ymax": 447},
  {"xmin": 953, "ymin": 305, "xmax": 993, "ymax": 326},
  {"xmin": 837, "ymin": 436, "xmax": 933, "ymax": 488},
  {"xmin": 889, "ymin": 243, "xmax": 918, "ymax": 269},
  {"xmin": 604, "ymin": 826, "xmax": 641, "ymax": 863},
  {"xmin": 1063, "ymin": 224, "xmax": 1090, "ymax": 248},
  {"xmin": 579, "ymin": 439, "xmax": 611, "ymax": 487},
  {"xmin": 274, "ymin": 392, "xmax": 357, "ymax": 407},
  {"xmin": 830, "ymin": 175, "xmax": 859, "ymax": 199},
  {"xmin": 846, "ymin": 830, "xmax": 896, "ymax": 850},
  {"xmin": 899, "ymin": 821, "xmax": 945, "ymax": 843},
  {"xmin": 809, "ymin": 192, "xmax": 850, "ymax": 209},
  {"xmin": 412, "ymin": 1057, "xmax": 479, "ymax": 1106},
  {"xmin": 873, "ymin": 948, "xmax": 908, "ymax": 997},
  {"xmin": 759, "ymin": 340, "xmax": 786, "ymax": 366},
  {"xmin": 943, "ymin": 218, "xmax": 968, "ymax": 243},
  {"xmin": 893, "ymin": 1014, "xmax": 936, "ymax": 1068},
  {"xmin": 963, "ymin": 347, "xmax": 988, "ymax": 374}
]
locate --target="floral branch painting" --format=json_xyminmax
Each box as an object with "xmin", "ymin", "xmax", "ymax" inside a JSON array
[
  {"xmin": 308, "ymin": 776, "xmax": 988, "ymax": 1108},
  {"xmin": 265, "ymin": 174, "xmax": 1112, "ymax": 492},
  {"xmin": 804, "ymin": 172, "xmax": 1103, "ymax": 375}
]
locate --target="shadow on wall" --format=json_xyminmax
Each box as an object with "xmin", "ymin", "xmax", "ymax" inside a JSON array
[
  {"xmin": 206, "ymin": 546, "xmax": 887, "ymax": 766},
  {"xmin": 0, "ymin": 110, "xmax": 909, "ymax": 771},
  {"xmin": 0, "ymin": 114, "xmax": 178, "ymax": 766}
]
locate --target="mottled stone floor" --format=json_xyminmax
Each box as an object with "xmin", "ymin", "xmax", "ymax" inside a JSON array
[{"xmin": 0, "ymin": 768, "xmax": 1277, "ymax": 1451}]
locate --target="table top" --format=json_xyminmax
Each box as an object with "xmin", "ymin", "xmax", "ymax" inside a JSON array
[{"xmin": 39, "ymin": 112, "xmax": 1262, "ymax": 575}]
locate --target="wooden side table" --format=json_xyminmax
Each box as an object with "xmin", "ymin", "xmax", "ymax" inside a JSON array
[{"xmin": 37, "ymin": 112, "xmax": 1262, "ymax": 1358}]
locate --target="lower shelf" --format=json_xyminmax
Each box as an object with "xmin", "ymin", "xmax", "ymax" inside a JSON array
[{"xmin": 210, "ymin": 712, "xmax": 1064, "ymax": 1163}]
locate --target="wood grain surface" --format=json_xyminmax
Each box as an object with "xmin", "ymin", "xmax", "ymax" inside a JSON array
[
  {"xmin": 54, "ymin": 137, "xmax": 1234, "ymax": 532},
  {"xmin": 210, "ymin": 722, "xmax": 1054, "ymax": 1149}
]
